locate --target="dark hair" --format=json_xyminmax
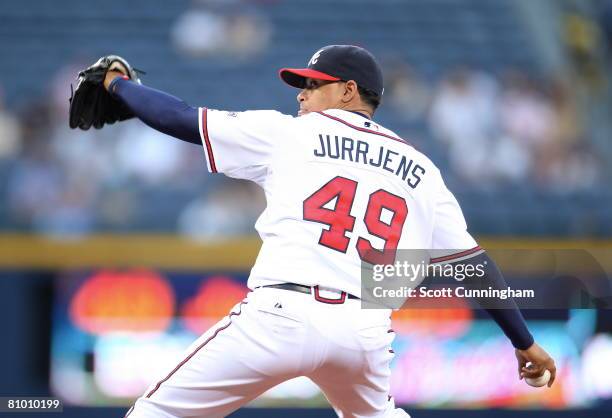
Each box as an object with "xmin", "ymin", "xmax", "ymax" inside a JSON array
[{"xmin": 358, "ymin": 85, "xmax": 381, "ymax": 112}]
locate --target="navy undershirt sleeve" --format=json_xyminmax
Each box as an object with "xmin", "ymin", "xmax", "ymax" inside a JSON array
[
  {"xmin": 454, "ymin": 252, "xmax": 534, "ymax": 350},
  {"xmin": 108, "ymin": 77, "xmax": 201, "ymax": 144}
]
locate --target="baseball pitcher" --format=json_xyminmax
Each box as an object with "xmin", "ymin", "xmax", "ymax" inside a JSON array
[{"xmin": 69, "ymin": 45, "xmax": 556, "ymax": 418}]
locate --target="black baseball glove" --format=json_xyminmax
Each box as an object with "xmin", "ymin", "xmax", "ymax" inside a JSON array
[{"xmin": 69, "ymin": 55, "xmax": 142, "ymax": 130}]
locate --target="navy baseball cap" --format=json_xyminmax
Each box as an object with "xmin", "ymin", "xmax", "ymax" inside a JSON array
[{"xmin": 279, "ymin": 45, "xmax": 384, "ymax": 97}]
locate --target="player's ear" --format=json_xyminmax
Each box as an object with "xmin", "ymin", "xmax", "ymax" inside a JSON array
[{"xmin": 341, "ymin": 80, "xmax": 358, "ymax": 103}]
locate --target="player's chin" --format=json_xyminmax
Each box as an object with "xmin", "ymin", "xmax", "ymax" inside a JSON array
[{"xmin": 298, "ymin": 109, "xmax": 310, "ymax": 116}]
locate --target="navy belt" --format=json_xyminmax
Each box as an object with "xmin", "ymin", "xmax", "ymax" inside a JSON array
[{"xmin": 262, "ymin": 283, "xmax": 359, "ymax": 304}]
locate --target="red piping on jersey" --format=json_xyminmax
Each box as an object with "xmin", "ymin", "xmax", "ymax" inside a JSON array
[
  {"xmin": 200, "ymin": 108, "xmax": 217, "ymax": 173},
  {"xmin": 429, "ymin": 246, "xmax": 482, "ymax": 263},
  {"xmin": 317, "ymin": 111, "xmax": 413, "ymax": 147},
  {"xmin": 143, "ymin": 301, "xmax": 247, "ymax": 400}
]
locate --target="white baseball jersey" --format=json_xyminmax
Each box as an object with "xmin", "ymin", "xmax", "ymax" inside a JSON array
[
  {"xmin": 126, "ymin": 107, "xmax": 479, "ymax": 418},
  {"xmin": 198, "ymin": 107, "xmax": 481, "ymax": 297}
]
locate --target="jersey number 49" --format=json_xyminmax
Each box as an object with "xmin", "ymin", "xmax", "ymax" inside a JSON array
[{"xmin": 303, "ymin": 176, "xmax": 408, "ymax": 265}]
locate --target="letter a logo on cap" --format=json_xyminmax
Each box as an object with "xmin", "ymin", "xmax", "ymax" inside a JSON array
[{"xmin": 308, "ymin": 49, "xmax": 324, "ymax": 66}]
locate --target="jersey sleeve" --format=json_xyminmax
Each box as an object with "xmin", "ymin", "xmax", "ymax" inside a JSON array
[
  {"xmin": 198, "ymin": 108, "xmax": 293, "ymax": 184},
  {"xmin": 429, "ymin": 180, "xmax": 482, "ymax": 264}
]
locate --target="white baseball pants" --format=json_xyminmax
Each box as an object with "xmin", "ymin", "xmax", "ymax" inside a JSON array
[{"xmin": 125, "ymin": 286, "xmax": 410, "ymax": 418}]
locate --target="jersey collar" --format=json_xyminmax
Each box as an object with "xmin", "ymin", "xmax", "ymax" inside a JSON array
[
  {"xmin": 348, "ymin": 110, "xmax": 371, "ymax": 120},
  {"xmin": 324, "ymin": 108, "xmax": 373, "ymax": 122},
  {"xmin": 322, "ymin": 108, "xmax": 377, "ymax": 126},
  {"xmin": 318, "ymin": 109, "xmax": 407, "ymax": 144}
]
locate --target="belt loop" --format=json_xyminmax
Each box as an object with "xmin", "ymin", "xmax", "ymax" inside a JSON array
[{"xmin": 313, "ymin": 285, "xmax": 346, "ymax": 304}]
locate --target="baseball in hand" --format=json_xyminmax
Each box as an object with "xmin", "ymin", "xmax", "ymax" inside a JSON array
[{"xmin": 525, "ymin": 369, "xmax": 551, "ymax": 387}]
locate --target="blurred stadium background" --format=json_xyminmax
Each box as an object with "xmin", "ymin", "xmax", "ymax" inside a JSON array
[{"xmin": 1, "ymin": 0, "xmax": 612, "ymax": 417}]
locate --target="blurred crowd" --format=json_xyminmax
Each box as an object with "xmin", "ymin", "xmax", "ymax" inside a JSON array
[
  {"xmin": 0, "ymin": 66, "xmax": 264, "ymax": 237},
  {"xmin": 387, "ymin": 65, "xmax": 603, "ymax": 191},
  {"xmin": 0, "ymin": 62, "xmax": 603, "ymax": 237},
  {"xmin": 0, "ymin": 0, "xmax": 610, "ymax": 237},
  {"xmin": 171, "ymin": 0, "xmax": 272, "ymax": 59}
]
